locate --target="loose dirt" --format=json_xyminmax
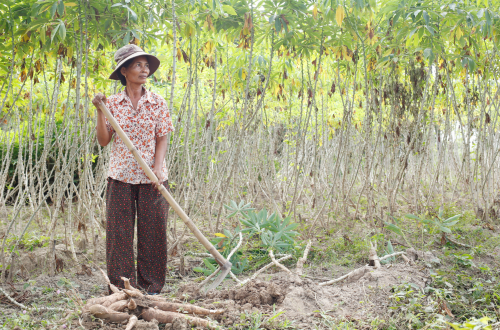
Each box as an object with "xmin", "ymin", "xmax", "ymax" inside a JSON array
[
  {"xmin": 175, "ymin": 259, "xmax": 430, "ymax": 329},
  {"xmin": 3, "ymin": 244, "xmax": 436, "ymax": 329}
]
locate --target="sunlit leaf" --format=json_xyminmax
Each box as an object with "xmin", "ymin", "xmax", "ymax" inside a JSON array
[
  {"xmin": 336, "ymin": 5, "xmax": 345, "ymax": 27},
  {"xmin": 222, "ymin": 5, "xmax": 237, "ymax": 15}
]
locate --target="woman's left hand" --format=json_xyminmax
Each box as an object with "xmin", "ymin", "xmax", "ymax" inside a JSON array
[{"xmin": 152, "ymin": 165, "xmax": 163, "ymax": 191}]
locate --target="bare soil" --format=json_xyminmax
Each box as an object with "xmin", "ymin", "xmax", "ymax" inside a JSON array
[{"xmin": 167, "ymin": 249, "xmax": 433, "ymax": 329}]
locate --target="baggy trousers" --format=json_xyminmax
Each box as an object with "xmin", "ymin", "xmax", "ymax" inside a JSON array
[{"xmin": 105, "ymin": 177, "xmax": 168, "ymax": 294}]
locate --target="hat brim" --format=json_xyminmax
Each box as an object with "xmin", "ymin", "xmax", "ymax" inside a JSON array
[{"xmin": 109, "ymin": 52, "xmax": 160, "ymax": 80}]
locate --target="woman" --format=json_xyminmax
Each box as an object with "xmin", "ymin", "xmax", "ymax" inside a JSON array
[{"xmin": 92, "ymin": 44, "xmax": 174, "ymax": 294}]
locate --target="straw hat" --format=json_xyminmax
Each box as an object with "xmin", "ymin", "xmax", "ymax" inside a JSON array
[{"xmin": 109, "ymin": 44, "xmax": 160, "ymax": 80}]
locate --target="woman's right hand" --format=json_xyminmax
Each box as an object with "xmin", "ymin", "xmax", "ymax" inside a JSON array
[
  {"xmin": 94, "ymin": 93, "xmax": 112, "ymax": 147},
  {"xmin": 92, "ymin": 93, "xmax": 107, "ymax": 110}
]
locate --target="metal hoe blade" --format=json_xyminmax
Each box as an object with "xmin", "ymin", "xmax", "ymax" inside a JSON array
[{"xmin": 206, "ymin": 261, "xmax": 232, "ymax": 291}]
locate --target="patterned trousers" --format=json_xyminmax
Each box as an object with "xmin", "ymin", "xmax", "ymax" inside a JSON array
[{"xmin": 105, "ymin": 177, "xmax": 168, "ymax": 294}]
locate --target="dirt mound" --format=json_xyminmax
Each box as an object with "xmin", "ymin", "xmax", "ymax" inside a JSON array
[
  {"xmin": 179, "ymin": 261, "xmax": 429, "ymax": 328},
  {"xmin": 176, "ymin": 280, "xmax": 288, "ymax": 327},
  {"xmin": 207, "ymin": 279, "xmax": 288, "ymax": 307},
  {"xmin": 278, "ymin": 262, "xmax": 429, "ymax": 321},
  {"xmin": 176, "ymin": 282, "xmax": 202, "ymax": 300},
  {"xmin": 14, "ymin": 241, "xmax": 106, "ymax": 278},
  {"xmin": 177, "ymin": 279, "xmax": 287, "ymax": 306}
]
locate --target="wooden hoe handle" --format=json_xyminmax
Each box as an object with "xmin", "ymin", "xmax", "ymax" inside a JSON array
[{"xmin": 97, "ymin": 102, "xmax": 230, "ymax": 270}]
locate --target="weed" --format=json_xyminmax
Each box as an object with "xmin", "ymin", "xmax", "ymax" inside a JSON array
[{"xmin": 388, "ymin": 268, "xmax": 500, "ymax": 328}]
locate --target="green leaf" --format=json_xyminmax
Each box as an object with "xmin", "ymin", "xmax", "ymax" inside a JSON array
[
  {"xmin": 444, "ymin": 220, "xmax": 459, "ymax": 227},
  {"xmin": 444, "ymin": 214, "xmax": 461, "ymax": 224},
  {"xmin": 193, "ymin": 267, "xmax": 207, "ymax": 274},
  {"xmin": 58, "ymin": 21, "xmax": 66, "ymax": 40},
  {"xmin": 51, "ymin": 24, "xmax": 60, "ymax": 42},
  {"xmin": 384, "ymin": 222, "xmax": 403, "ymax": 236},
  {"xmin": 425, "ymin": 25, "xmax": 435, "ymax": 36},
  {"xmin": 387, "ymin": 240, "xmax": 395, "ymax": 254},
  {"xmin": 393, "ymin": 11, "xmax": 401, "ymax": 25},
  {"xmin": 50, "ymin": 2, "xmax": 57, "ymax": 18},
  {"xmin": 40, "ymin": 26, "xmax": 46, "ymax": 43},
  {"xmin": 203, "ymin": 259, "xmax": 217, "ymax": 271},
  {"xmin": 123, "ymin": 31, "xmax": 131, "ymax": 45},
  {"xmin": 423, "ymin": 48, "xmax": 433, "ymax": 61},
  {"xmin": 104, "ymin": 19, "xmax": 112, "ymax": 31},
  {"xmin": 423, "ymin": 10, "xmax": 429, "ymax": 25},
  {"xmin": 222, "ymin": 5, "xmax": 237, "ymax": 15},
  {"xmin": 408, "ymin": 27, "xmax": 419, "ymax": 39},
  {"xmin": 275, "ymin": 17, "xmax": 282, "ymax": 33},
  {"xmin": 128, "ymin": 7, "xmax": 138, "ymax": 21},
  {"xmin": 405, "ymin": 214, "xmax": 421, "ymax": 221},
  {"xmin": 439, "ymin": 226, "xmax": 452, "ymax": 234},
  {"xmin": 268, "ymin": 311, "xmax": 284, "ymax": 321},
  {"xmin": 57, "ymin": 0, "xmax": 64, "ymax": 17}
]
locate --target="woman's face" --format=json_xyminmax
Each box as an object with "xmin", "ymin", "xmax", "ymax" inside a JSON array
[{"xmin": 121, "ymin": 56, "xmax": 150, "ymax": 85}]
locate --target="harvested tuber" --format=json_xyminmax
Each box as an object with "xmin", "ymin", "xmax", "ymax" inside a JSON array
[
  {"xmin": 125, "ymin": 315, "xmax": 138, "ymax": 330},
  {"xmin": 141, "ymin": 307, "xmax": 217, "ymax": 329},
  {"xmin": 148, "ymin": 301, "xmax": 224, "ymax": 316},
  {"xmin": 121, "ymin": 276, "xmax": 142, "ymax": 295},
  {"xmin": 89, "ymin": 304, "xmax": 130, "ymax": 323},
  {"xmin": 108, "ymin": 299, "xmax": 129, "ymax": 312},
  {"xmin": 99, "ymin": 268, "xmax": 120, "ymax": 293},
  {"xmin": 123, "ymin": 288, "xmax": 144, "ymax": 298},
  {"xmin": 85, "ymin": 292, "xmax": 127, "ymax": 309},
  {"xmin": 128, "ymin": 298, "xmax": 137, "ymax": 310}
]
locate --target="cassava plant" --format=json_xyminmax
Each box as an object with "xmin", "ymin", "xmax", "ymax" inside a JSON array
[
  {"xmin": 194, "ymin": 200, "xmax": 300, "ymax": 276},
  {"xmin": 405, "ymin": 208, "xmax": 461, "ymax": 245}
]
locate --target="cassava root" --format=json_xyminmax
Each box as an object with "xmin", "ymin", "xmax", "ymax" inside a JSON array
[
  {"xmin": 89, "ymin": 304, "xmax": 130, "ymax": 323},
  {"xmin": 147, "ymin": 300, "xmax": 224, "ymax": 315},
  {"xmin": 108, "ymin": 299, "xmax": 129, "ymax": 312},
  {"xmin": 84, "ymin": 273, "xmax": 221, "ymax": 328},
  {"xmin": 295, "ymin": 240, "xmax": 312, "ymax": 276},
  {"xmin": 141, "ymin": 307, "xmax": 217, "ymax": 329},
  {"xmin": 125, "ymin": 315, "xmax": 138, "ymax": 330},
  {"xmin": 85, "ymin": 292, "xmax": 127, "ymax": 309}
]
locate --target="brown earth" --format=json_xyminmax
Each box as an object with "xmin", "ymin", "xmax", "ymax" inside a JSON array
[
  {"xmin": 174, "ymin": 256, "xmax": 430, "ymax": 329},
  {"xmin": 3, "ymin": 243, "xmax": 448, "ymax": 329}
]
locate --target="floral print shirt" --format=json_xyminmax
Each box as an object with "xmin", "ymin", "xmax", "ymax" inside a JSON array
[{"xmin": 105, "ymin": 87, "xmax": 174, "ymax": 184}]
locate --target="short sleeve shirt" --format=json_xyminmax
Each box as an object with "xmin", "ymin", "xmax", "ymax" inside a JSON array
[{"xmin": 105, "ymin": 87, "xmax": 174, "ymax": 184}]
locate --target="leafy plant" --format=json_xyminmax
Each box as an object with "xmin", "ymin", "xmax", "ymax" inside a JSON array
[
  {"xmin": 380, "ymin": 240, "xmax": 396, "ymax": 265},
  {"xmin": 194, "ymin": 201, "xmax": 299, "ymax": 277},
  {"xmin": 383, "ymin": 217, "xmax": 413, "ymax": 249},
  {"xmin": 448, "ymin": 317, "xmax": 496, "ymax": 330},
  {"xmin": 193, "ymin": 227, "xmax": 249, "ymax": 276},
  {"xmin": 452, "ymin": 253, "xmax": 476, "ymax": 268},
  {"xmin": 406, "ymin": 209, "xmax": 461, "ymax": 244},
  {"xmin": 239, "ymin": 208, "xmax": 299, "ymax": 252},
  {"xmin": 5, "ymin": 234, "xmax": 50, "ymax": 252},
  {"xmin": 224, "ymin": 200, "xmax": 255, "ymax": 218}
]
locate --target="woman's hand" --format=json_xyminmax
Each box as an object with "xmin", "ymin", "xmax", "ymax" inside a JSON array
[
  {"xmin": 152, "ymin": 135, "xmax": 169, "ymax": 192},
  {"xmin": 92, "ymin": 93, "xmax": 107, "ymax": 110},
  {"xmin": 93, "ymin": 93, "xmax": 112, "ymax": 147},
  {"xmin": 151, "ymin": 164, "xmax": 164, "ymax": 192}
]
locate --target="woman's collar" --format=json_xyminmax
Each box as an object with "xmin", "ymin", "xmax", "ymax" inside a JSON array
[{"xmin": 117, "ymin": 86, "xmax": 156, "ymax": 104}]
